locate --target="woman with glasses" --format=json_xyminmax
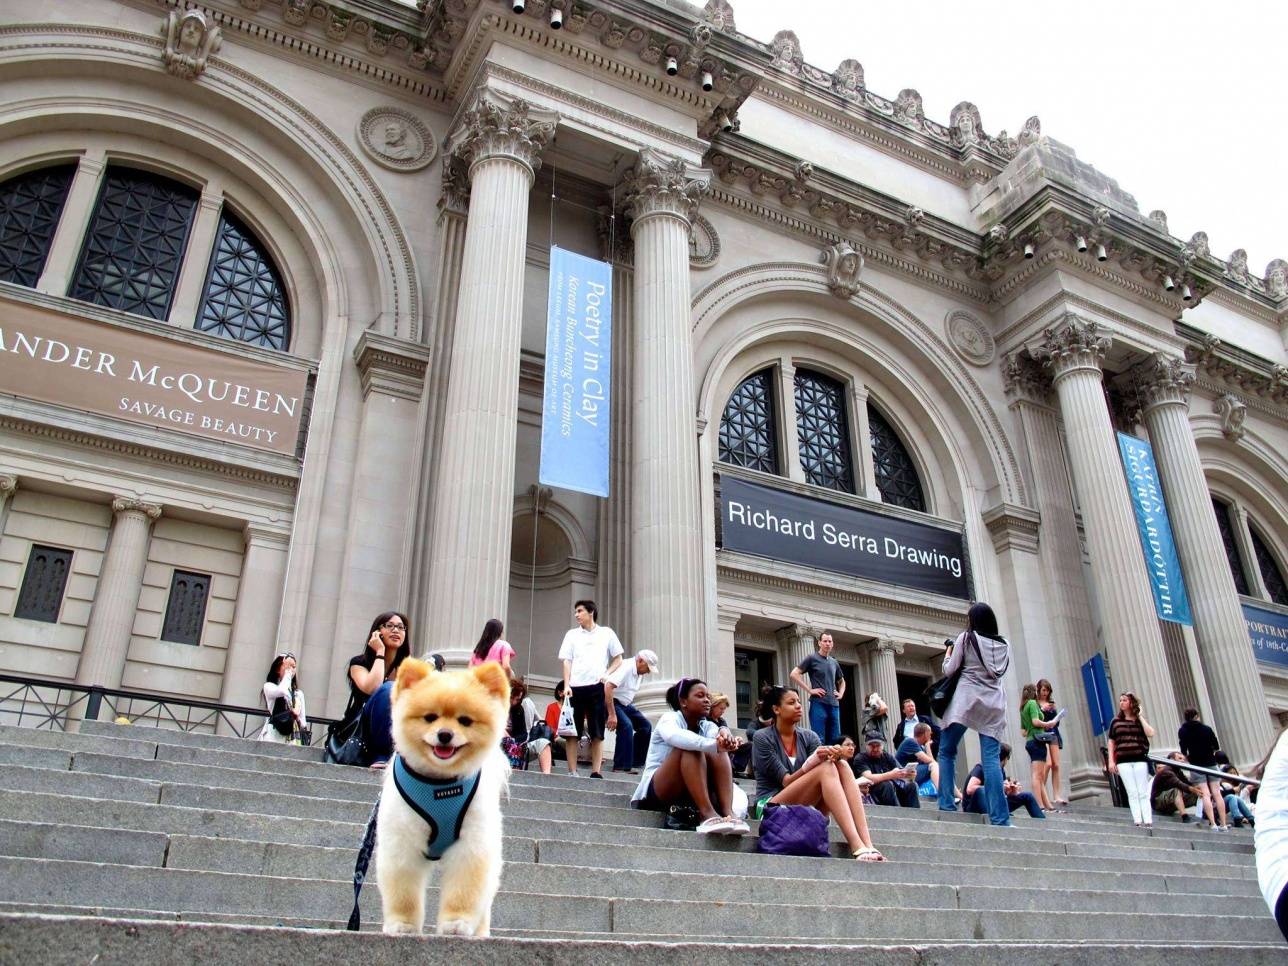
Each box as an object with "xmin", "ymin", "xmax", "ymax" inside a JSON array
[
  {"xmin": 324, "ymin": 611, "xmax": 411, "ymax": 768},
  {"xmin": 258, "ymin": 652, "xmax": 308, "ymax": 745}
]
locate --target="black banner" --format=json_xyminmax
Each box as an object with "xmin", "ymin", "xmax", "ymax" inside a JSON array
[{"xmin": 719, "ymin": 476, "xmax": 971, "ymax": 599}]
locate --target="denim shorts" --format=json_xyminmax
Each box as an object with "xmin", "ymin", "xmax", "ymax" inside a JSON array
[{"xmin": 1025, "ymin": 738, "xmax": 1048, "ymax": 762}]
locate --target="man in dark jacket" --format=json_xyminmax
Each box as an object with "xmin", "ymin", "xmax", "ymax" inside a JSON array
[
  {"xmin": 1177, "ymin": 710, "xmax": 1229, "ymax": 830},
  {"xmin": 892, "ymin": 697, "xmax": 940, "ymax": 755}
]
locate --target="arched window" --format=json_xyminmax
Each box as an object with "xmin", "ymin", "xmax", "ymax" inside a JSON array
[
  {"xmin": 70, "ymin": 167, "xmax": 199, "ymax": 320},
  {"xmin": 719, "ymin": 368, "xmax": 778, "ymax": 474},
  {"xmin": 794, "ymin": 369, "xmax": 854, "ymax": 493},
  {"xmin": 1249, "ymin": 524, "xmax": 1288, "ymax": 606},
  {"xmin": 868, "ymin": 404, "xmax": 926, "ymax": 512},
  {"xmin": 0, "ymin": 164, "xmax": 75, "ymax": 287},
  {"xmin": 1211, "ymin": 496, "xmax": 1250, "ymax": 596},
  {"xmin": 196, "ymin": 210, "xmax": 291, "ymax": 350}
]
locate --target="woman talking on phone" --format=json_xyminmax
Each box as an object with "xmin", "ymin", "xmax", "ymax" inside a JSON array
[
  {"xmin": 752, "ymin": 685, "xmax": 883, "ymax": 861},
  {"xmin": 323, "ymin": 610, "xmax": 411, "ymax": 768}
]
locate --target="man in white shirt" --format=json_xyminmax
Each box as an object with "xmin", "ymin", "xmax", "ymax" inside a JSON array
[
  {"xmin": 603, "ymin": 648, "xmax": 660, "ymax": 774},
  {"xmin": 558, "ymin": 599, "xmax": 623, "ymax": 778}
]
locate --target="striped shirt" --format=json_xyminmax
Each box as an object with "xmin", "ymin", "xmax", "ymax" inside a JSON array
[{"xmin": 1108, "ymin": 717, "xmax": 1150, "ymax": 763}]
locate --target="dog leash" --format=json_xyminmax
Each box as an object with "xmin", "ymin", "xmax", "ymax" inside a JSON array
[{"xmin": 347, "ymin": 795, "xmax": 380, "ymax": 931}]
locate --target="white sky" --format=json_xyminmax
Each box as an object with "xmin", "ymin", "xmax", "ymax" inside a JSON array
[{"xmin": 728, "ymin": 0, "xmax": 1287, "ymax": 273}]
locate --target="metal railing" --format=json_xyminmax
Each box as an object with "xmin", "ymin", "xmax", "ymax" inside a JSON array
[{"xmin": 0, "ymin": 672, "xmax": 336, "ymax": 739}]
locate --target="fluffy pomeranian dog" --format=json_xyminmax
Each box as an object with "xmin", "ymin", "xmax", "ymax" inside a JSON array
[{"xmin": 375, "ymin": 657, "xmax": 510, "ymax": 936}]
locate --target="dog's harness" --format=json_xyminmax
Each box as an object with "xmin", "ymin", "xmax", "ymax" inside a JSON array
[{"xmin": 346, "ymin": 754, "xmax": 482, "ymax": 931}]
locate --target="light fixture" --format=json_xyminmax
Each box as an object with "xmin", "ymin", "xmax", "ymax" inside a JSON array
[
  {"xmin": 1022, "ymin": 242, "xmax": 1035, "ymax": 259},
  {"xmin": 666, "ymin": 55, "xmax": 679, "ymax": 75},
  {"xmin": 701, "ymin": 70, "xmax": 714, "ymax": 91},
  {"xmin": 1075, "ymin": 235, "xmax": 1088, "ymax": 253},
  {"xmin": 512, "ymin": 0, "xmax": 524, "ymax": 11},
  {"xmin": 1163, "ymin": 275, "xmax": 1176, "ymax": 292},
  {"xmin": 1095, "ymin": 243, "xmax": 1108, "ymax": 262},
  {"xmin": 1181, "ymin": 283, "xmax": 1193, "ymax": 302},
  {"xmin": 549, "ymin": 7, "xmax": 563, "ymax": 28}
]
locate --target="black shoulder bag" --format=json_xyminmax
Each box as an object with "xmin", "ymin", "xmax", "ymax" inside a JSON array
[
  {"xmin": 268, "ymin": 695, "xmax": 295, "ymax": 736},
  {"xmin": 922, "ymin": 632, "xmax": 981, "ymax": 719}
]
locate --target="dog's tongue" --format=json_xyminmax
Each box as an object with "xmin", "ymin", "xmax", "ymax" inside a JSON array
[{"xmin": 432, "ymin": 745, "xmax": 456, "ymax": 759}]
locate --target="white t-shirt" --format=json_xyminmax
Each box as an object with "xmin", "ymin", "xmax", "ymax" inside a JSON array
[
  {"xmin": 558, "ymin": 624, "xmax": 623, "ymax": 687},
  {"xmin": 1256, "ymin": 727, "xmax": 1288, "ymax": 915},
  {"xmin": 604, "ymin": 660, "xmax": 643, "ymax": 705}
]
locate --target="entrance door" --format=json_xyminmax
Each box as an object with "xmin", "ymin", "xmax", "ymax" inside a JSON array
[
  {"xmin": 896, "ymin": 672, "xmax": 931, "ymax": 717},
  {"xmin": 733, "ymin": 648, "xmax": 775, "ymax": 731},
  {"xmin": 838, "ymin": 661, "xmax": 860, "ymax": 739}
]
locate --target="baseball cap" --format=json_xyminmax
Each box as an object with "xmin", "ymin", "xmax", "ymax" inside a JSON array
[{"xmin": 636, "ymin": 649, "xmax": 660, "ymax": 675}]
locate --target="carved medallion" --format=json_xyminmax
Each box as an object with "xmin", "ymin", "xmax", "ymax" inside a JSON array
[
  {"xmin": 688, "ymin": 214, "xmax": 720, "ymax": 269},
  {"xmin": 357, "ymin": 107, "xmax": 436, "ymax": 172},
  {"xmin": 946, "ymin": 309, "xmax": 995, "ymax": 366}
]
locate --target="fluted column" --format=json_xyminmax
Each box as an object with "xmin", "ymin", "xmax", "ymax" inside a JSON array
[
  {"xmin": 777, "ymin": 623, "xmax": 820, "ymax": 705},
  {"xmin": 625, "ymin": 149, "xmax": 712, "ymax": 677},
  {"xmin": 869, "ymin": 638, "xmax": 903, "ymax": 716},
  {"xmin": 77, "ymin": 498, "xmax": 161, "ymax": 705},
  {"xmin": 1033, "ymin": 318, "xmax": 1181, "ymax": 741},
  {"xmin": 1135, "ymin": 353, "xmax": 1274, "ymax": 765},
  {"xmin": 712, "ymin": 606, "xmax": 741, "ymax": 721},
  {"xmin": 218, "ymin": 523, "xmax": 291, "ymax": 729},
  {"xmin": 422, "ymin": 93, "xmax": 556, "ymax": 655}
]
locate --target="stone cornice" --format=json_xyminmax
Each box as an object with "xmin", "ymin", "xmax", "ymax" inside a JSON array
[
  {"xmin": 995, "ymin": 290, "xmax": 1186, "ymax": 359},
  {"xmin": 353, "ymin": 329, "xmax": 432, "ymax": 401},
  {"xmin": 1177, "ymin": 323, "xmax": 1288, "ymax": 415}
]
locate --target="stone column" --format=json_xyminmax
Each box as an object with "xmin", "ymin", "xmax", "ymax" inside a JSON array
[
  {"xmin": 712, "ymin": 606, "xmax": 741, "ymax": 722},
  {"xmin": 624, "ymin": 149, "xmax": 712, "ymax": 678},
  {"xmin": 1034, "ymin": 317, "xmax": 1181, "ymax": 742},
  {"xmin": 1232, "ymin": 505, "xmax": 1271, "ymax": 601},
  {"xmin": 869, "ymin": 638, "xmax": 903, "ymax": 720},
  {"xmin": 776, "ymin": 360, "xmax": 806, "ymax": 483},
  {"xmin": 169, "ymin": 189, "xmax": 224, "ymax": 326},
  {"xmin": 422, "ymin": 93, "xmax": 556, "ymax": 655},
  {"xmin": 850, "ymin": 383, "xmax": 882, "ymax": 500},
  {"xmin": 77, "ymin": 498, "xmax": 161, "ymax": 705},
  {"xmin": 777, "ymin": 624, "xmax": 820, "ymax": 706},
  {"xmin": 218, "ymin": 523, "xmax": 291, "ymax": 728},
  {"xmin": 596, "ymin": 266, "xmax": 636, "ymax": 640},
  {"xmin": 37, "ymin": 151, "xmax": 106, "ymax": 296},
  {"xmin": 1135, "ymin": 353, "xmax": 1274, "ymax": 765}
]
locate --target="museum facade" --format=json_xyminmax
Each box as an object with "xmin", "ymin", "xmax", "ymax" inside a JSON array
[{"xmin": 0, "ymin": 0, "xmax": 1284, "ymax": 792}]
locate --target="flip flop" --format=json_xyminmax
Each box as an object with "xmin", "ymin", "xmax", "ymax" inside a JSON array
[{"xmin": 854, "ymin": 847, "xmax": 886, "ymax": 862}]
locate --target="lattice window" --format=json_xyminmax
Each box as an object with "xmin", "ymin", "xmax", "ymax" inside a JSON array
[
  {"xmin": 70, "ymin": 167, "xmax": 198, "ymax": 320},
  {"xmin": 719, "ymin": 368, "xmax": 778, "ymax": 473},
  {"xmin": 0, "ymin": 165, "xmax": 75, "ymax": 287},
  {"xmin": 161, "ymin": 569, "xmax": 210, "ymax": 646},
  {"xmin": 196, "ymin": 210, "xmax": 291, "ymax": 350},
  {"xmin": 794, "ymin": 369, "xmax": 854, "ymax": 493},
  {"xmin": 14, "ymin": 545, "xmax": 72, "ymax": 623},
  {"xmin": 868, "ymin": 404, "xmax": 926, "ymax": 512},
  {"xmin": 1211, "ymin": 497, "xmax": 1250, "ymax": 596},
  {"xmin": 1250, "ymin": 525, "xmax": 1288, "ymax": 606}
]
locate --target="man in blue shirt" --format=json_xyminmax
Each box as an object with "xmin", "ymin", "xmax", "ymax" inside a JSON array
[{"xmin": 895, "ymin": 722, "xmax": 939, "ymax": 794}]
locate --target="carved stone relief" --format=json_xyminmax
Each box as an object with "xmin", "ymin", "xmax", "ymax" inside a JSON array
[
  {"xmin": 358, "ymin": 107, "xmax": 436, "ymax": 172},
  {"xmin": 1213, "ymin": 393, "xmax": 1247, "ymax": 441},
  {"xmin": 820, "ymin": 241, "xmax": 863, "ymax": 299},
  {"xmin": 769, "ymin": 30, "xmax": 804, "ymax": 73},
  {"xmin": 946, "ymin": 310, "xmax": 995, "ymax": 366},
  {"xmin": 688, "ymin": 214, "xmax": 720, "ymax": 269},
  {"xmin": 160, "ymin": 9, "xmax": 222, "ymax": 80},
  {"xmin": 832, "ymin": 59, "xmax": 864, "ymax": 99}
]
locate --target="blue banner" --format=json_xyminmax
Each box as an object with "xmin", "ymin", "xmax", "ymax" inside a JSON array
[
  {"xmin": 1081, "ymin": 652, "xmax": 1115, "ymax": 737},
  {"xmin": 1116, "ymin": 433, "xmax": 1192, "ymax": 625},
  {"xmin": 1244, "ymin": 601, "xmax": 1288, "ymax": 670},
  {"xmin": 539, "ymin": 247, "xmax": 613, "ymax": 497}
]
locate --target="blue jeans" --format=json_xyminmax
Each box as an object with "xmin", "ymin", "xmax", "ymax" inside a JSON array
[
  {"xmin": 967, "ymin": 788, "xmax": 1045, "ymax": 819},
  {"xmin": 937, "ymin": 722, "xmax": 1010, "ymax": 827},
  {"xmin": 359, "ymin": 681, "xmax": 395, "ymax": 765},
  {"xmin": 611, "ymin": 700, "xmax": 652, "ymax": 770},
  {"xmin": 1225, "ymin": 794, "xmax": 1254, "ymax": 825},
  {"xmin": 808, "ymin": 701, "xmax": 841, "ymax": 743}
]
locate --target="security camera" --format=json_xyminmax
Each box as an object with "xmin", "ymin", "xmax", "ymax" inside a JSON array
[
  {"xmin": 1095, "ymin": 243, "xmax": 1108, "ymax": 262},
  {"xmin": 1181, "ymin": 283, "xmax": 1193, "ymax": 302},
  {"xmin": 1023, "ymin": 242, "xmax": 1035, "ymax": 259},
  {"xmin": 1075, "ymin": 235, "xmax": 1088, "ymax": 253},
  {"xmin": 701, "ymin": 70, "xmax": 714, "ymax": 92},
  {"xmin": 720, "ymin": 113, "xmax": 733, "ymax": 132},
  {"xmin": 1163, "ymin": 275, "xmax": 1176, "ymax": 292},
  {"xmin": 666, "ymin": 55, "xmax": 679, "ymax": 75},
  {"xmin": 512, "ymin": 0, "xmax": 524, "ymax": 12},
  {"xmin": 549, "ymin": 7, "xmax": 562, "ymax": 28}
]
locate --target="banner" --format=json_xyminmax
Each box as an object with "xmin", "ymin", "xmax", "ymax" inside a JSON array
[
  {"xmin": 1080, "ymin": 653, "xmax": 1115, "ymax": 737},
  {"xmin": 539, "ymin": 247, "xmax": 612, "ymax": 497},
  {"xmin": 1116, "ymin": 433, "xmax": 1192, "ymax": 625},
  {"xmin": 1243, "ymin": 601, "xmax": 1288, "ymax": 670},
  {"xmin": 719, "ymin": 475, "xmax": 971, "ymax": 599}
]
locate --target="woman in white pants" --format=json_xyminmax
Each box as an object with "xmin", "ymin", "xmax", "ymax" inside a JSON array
[{"xmin": 1106, "ymin": 691, "xmax": 1156, "ymax": 827}]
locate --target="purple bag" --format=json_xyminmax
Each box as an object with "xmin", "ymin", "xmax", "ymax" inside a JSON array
[{"xmin": 755, "ymin": 803, "xmax": 830, "ymax": 857}]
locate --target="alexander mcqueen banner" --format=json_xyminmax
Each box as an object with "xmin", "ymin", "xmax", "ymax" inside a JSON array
[
  {"xmin": 1243, "ymin": 601, "xmax": 1288, "ymax": 670},
  {"xmin": 0, "ymin": 295, "xmax": 307, "ymax": 455},
  {"xmin": 539, "ymin": 247, "xmax": 612, "ymax": 497},
  {"xmin": 1116, "ymin": 432, "xmax": 1193, "ymax": 625},
  {"xmin": 719, "ymin": 475, "xmax": 971, "ymax": 599}
]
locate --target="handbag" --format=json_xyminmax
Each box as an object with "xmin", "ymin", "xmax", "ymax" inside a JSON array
[
  {"xmin": 268, "ymin": 696, "xmax": 295, "ymax": 736},
  {"xmin": 664, "ymin": 804, "xmax": 702, "ymax": 831},
  {"xmin": 527, "ymin": 720, "xmax": 554, "ymax": 744},
  {"xmin": 556, "ymin": 696, "xmax": 578, "ymax": 739},
  {"xmin": 756, "ymin": 803, "xmax": 830, "ymax": 857},
  {"xmin": 1034, "ymin": 729, "xmax": 1059, "ymax": 744},
  {"xmin": 323, "ymin": 714, "xmax": 364, "ymax": 765},
  {"xmin": 923, "ymin": 632, "xmax": 982, "ymax": 718}
]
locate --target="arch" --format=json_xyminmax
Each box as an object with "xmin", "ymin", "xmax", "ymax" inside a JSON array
[{"xmin": 511, "ymin": 490, "xmax": 594, "ymax": 563}]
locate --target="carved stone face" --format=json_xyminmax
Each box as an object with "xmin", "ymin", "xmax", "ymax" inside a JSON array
[
  {"xmin": 179, "ymin": 17, "xmax": 204, "ymax": 53},
  {"xmin": 384, "ymin": 122, "xmax": 406, "ymax": 147}
]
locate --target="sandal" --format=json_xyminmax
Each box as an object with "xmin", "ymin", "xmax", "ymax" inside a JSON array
[{"xmin": 854, "ymin": 847, "xmax": 885, "ymax": 862}]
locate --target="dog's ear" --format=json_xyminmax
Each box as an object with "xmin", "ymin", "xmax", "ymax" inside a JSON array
[
  {"xmin": 394, "ymin": 657, "xmax": 431, "ymax": 699},
  {"xmin": 471, "ymin": 661, "xmax": 510, "ymax": 702}
]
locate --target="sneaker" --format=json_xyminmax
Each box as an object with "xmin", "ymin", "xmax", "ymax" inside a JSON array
[
  {"xmin": 1214, "ymin": 824, "xmax": 1230, "ymax": 832},
  {"xmin": 695, "ymin": 817, "xmax": 728, "ymax": 835}
]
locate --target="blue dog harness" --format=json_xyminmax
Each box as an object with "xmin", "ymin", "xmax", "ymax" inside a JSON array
[{"xmin": 346, "ymin": 754, "xmax": 482, "ymax": 931}]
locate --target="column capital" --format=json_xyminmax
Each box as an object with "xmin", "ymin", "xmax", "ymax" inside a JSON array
[
  {"xmin": 0, "ymin": 474, "xmax": 16, "ymax": 497},
  {"xmin": 716, "ymin": 605, "xmax": 741, "ymax": 632},
  {"xmin": 1033, "ymin": 315, "xmax": 1110, "ymax": 382},
  {"xmin": 111, "ymin": 496, "xmax": 162, "ymax": 520},
  {"xmin": 775, "ymin": 622, "xmax": 822, "ymax": 648},
  {"xmin": 446, "ymin": 91, "xmax": 557, "ymax": 183},
  {"xmin": 1133, "ymin": 352, "xmax": 1195, "ymax": 414},
  {"xmin": 875, "ymin": 638, "xmax": 905, "ymax": 656},
  {"xmin": 624, "ymin": 148, "xmax": 712, "ymax": 229},
  {"xmin": 1000, "ymin": 351, "xmax": 1051, "ymax": 403}
]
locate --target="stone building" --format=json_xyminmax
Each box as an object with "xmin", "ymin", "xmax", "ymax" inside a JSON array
[{"xmin": 0, "ymin": 0, "xmax": 1284, "ymax": 794}]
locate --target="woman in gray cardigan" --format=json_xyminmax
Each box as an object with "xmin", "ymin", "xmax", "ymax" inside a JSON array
[
  {"xmin": 752, "ymin": 685, "xmax": 884, "ymax": 861},
  {"xmin": 936, "ymin": 602, "xmax": 1013, "ymax": 826}
]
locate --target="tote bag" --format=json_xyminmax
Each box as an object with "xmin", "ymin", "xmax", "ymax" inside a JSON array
[{"xmin": 556, "ymin": 696, "xmax": 578, "ymax": 738}]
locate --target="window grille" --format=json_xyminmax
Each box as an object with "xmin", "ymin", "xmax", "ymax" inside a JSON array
[
  {"xmin": 1211, "ymin": 497, "xmax": 1250, "ymax": 596},
  {"xmin": 0, "ymin": 165, "xmax": 75, "ymax": 287},
  {"xmin": 196, "ymin": 210, "xmax": 291, "ymax": 350},
  {"xmin": 14, "ymin": 545, "xmax": 73, "ymax": 623},
  {"xmin": 718, "ymin": 368, "xmax": 778, "ymax": 473},
  {"xmin": 160, "ymin": 569, "xmax": 210, "ymax": 646},
  {"xmin": 70, "ymin": 167, "xmax": 198, "ymax": 320},
  {"xmin": 868, "ymin": 405, "xmax": 926, "ymax": 512},
  {"xmin": 794, "ymin": 369, "xmax": 855, "ymax": 493},
  {"xmin": 1250, "ymin": 525, "xmax": 1288, "ymax": 606}
]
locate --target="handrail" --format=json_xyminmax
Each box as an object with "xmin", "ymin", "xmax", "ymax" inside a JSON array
[{"xmin": 1146, "ymin": 753, "xmax": 1260, "ymax": 787}]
